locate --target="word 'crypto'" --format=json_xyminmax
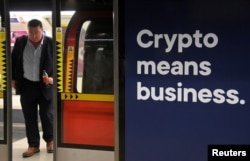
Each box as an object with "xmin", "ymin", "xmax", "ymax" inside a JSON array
[{"xmin": 137, "ymin": 29, "xmax": 218, "ymax": 53}]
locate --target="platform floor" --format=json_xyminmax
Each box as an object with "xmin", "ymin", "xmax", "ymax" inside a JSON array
[
  {"xmin": 12, "ymin": 95, "xmax": 53, "ymax": 161},
  {"xmin": 13, "ymin": 131, "xmax": 53, "ymax": 161}
]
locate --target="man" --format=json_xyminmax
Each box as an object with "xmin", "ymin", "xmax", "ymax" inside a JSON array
[{"xmin": 12, "ymin": 19, "xmax": 54, "ymax": 157}]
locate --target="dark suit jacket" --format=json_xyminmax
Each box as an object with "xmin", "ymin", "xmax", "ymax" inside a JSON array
[{"xmin": 12, "ymin": 35, "xmax": 53, "ymax": 100}]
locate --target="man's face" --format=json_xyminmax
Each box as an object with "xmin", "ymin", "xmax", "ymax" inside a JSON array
[{"xmin": 28, "ymin": 26, "xmax": 43, "ymax": 43}]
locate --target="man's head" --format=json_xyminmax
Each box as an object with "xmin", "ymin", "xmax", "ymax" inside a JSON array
[{"xmin": 27, "ymin": 19, "xmax": 44, "ymax": 43}]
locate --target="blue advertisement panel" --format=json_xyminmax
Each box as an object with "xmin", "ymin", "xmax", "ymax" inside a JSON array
[{"xmin": 123, "ymin": 0, "xmax": 250, "ymax": 161}]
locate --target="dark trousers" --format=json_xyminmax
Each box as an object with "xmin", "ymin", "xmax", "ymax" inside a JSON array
[{"xmin": 20, "ymin": 79, "xmax": 53, "ymax": 147}]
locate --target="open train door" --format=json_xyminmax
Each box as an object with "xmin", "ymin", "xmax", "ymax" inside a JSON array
[{"xmin": 56, "ymin": 9, "xmax": 114, "ymax": 161}]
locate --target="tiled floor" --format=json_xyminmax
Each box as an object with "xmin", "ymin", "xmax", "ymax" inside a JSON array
[
  {"xmin": 13, "ymin": 132, "xmax": 53, "ymax": 161},
  {"xmin": 12, "ymin": 95, "xmax": 53, "ymax": 161}
]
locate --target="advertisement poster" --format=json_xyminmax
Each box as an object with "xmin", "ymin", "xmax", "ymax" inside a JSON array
[
  {"xmin": 11, "ymin": 31, "xmax": 27, "ymax": 43},
  {"xmin": 123, "ymin": 0, "xmax": 250, "ymax": 161}
]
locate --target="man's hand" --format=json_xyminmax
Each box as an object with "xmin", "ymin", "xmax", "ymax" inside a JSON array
[{"xmin": 43, "ymin": 76, "xmax": 53, "ymax": 85}]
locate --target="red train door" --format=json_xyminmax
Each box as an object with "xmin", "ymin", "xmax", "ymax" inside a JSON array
[{"xmin": 56, "ymin": 10, "xmax": 114, "ymax": 161}]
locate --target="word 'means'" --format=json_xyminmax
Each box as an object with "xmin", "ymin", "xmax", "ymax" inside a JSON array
[{"xmin": 136, "ymin": 29, "xmax": 218, "ymax": 53}]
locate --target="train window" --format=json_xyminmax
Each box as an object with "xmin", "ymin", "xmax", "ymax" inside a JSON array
[
  {"xmin": 76, "ymin": 19, "xmax": 113, "ymax": 94},
  {"xmin": 76, "ymin": 21, "xmax": 89, "ymax": 92}
]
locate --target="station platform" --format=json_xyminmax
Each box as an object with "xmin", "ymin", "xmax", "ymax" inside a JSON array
[
  {"xmin": 13, "ymin": 132, "xmax": 53, "ymax": 161},
  {"xmin": 12, "ymin": 95, "xmax": 53, "ymax": 160}
]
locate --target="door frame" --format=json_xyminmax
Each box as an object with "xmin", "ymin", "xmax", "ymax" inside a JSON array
[{"xmin": 0, "ymin": 0, "xmax": 12, "ymax": 160}]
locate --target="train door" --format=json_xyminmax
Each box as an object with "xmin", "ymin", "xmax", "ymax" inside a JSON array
[{"xmin": 57, "ymin": 10, "xmax": 114, "ymax": 161}]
